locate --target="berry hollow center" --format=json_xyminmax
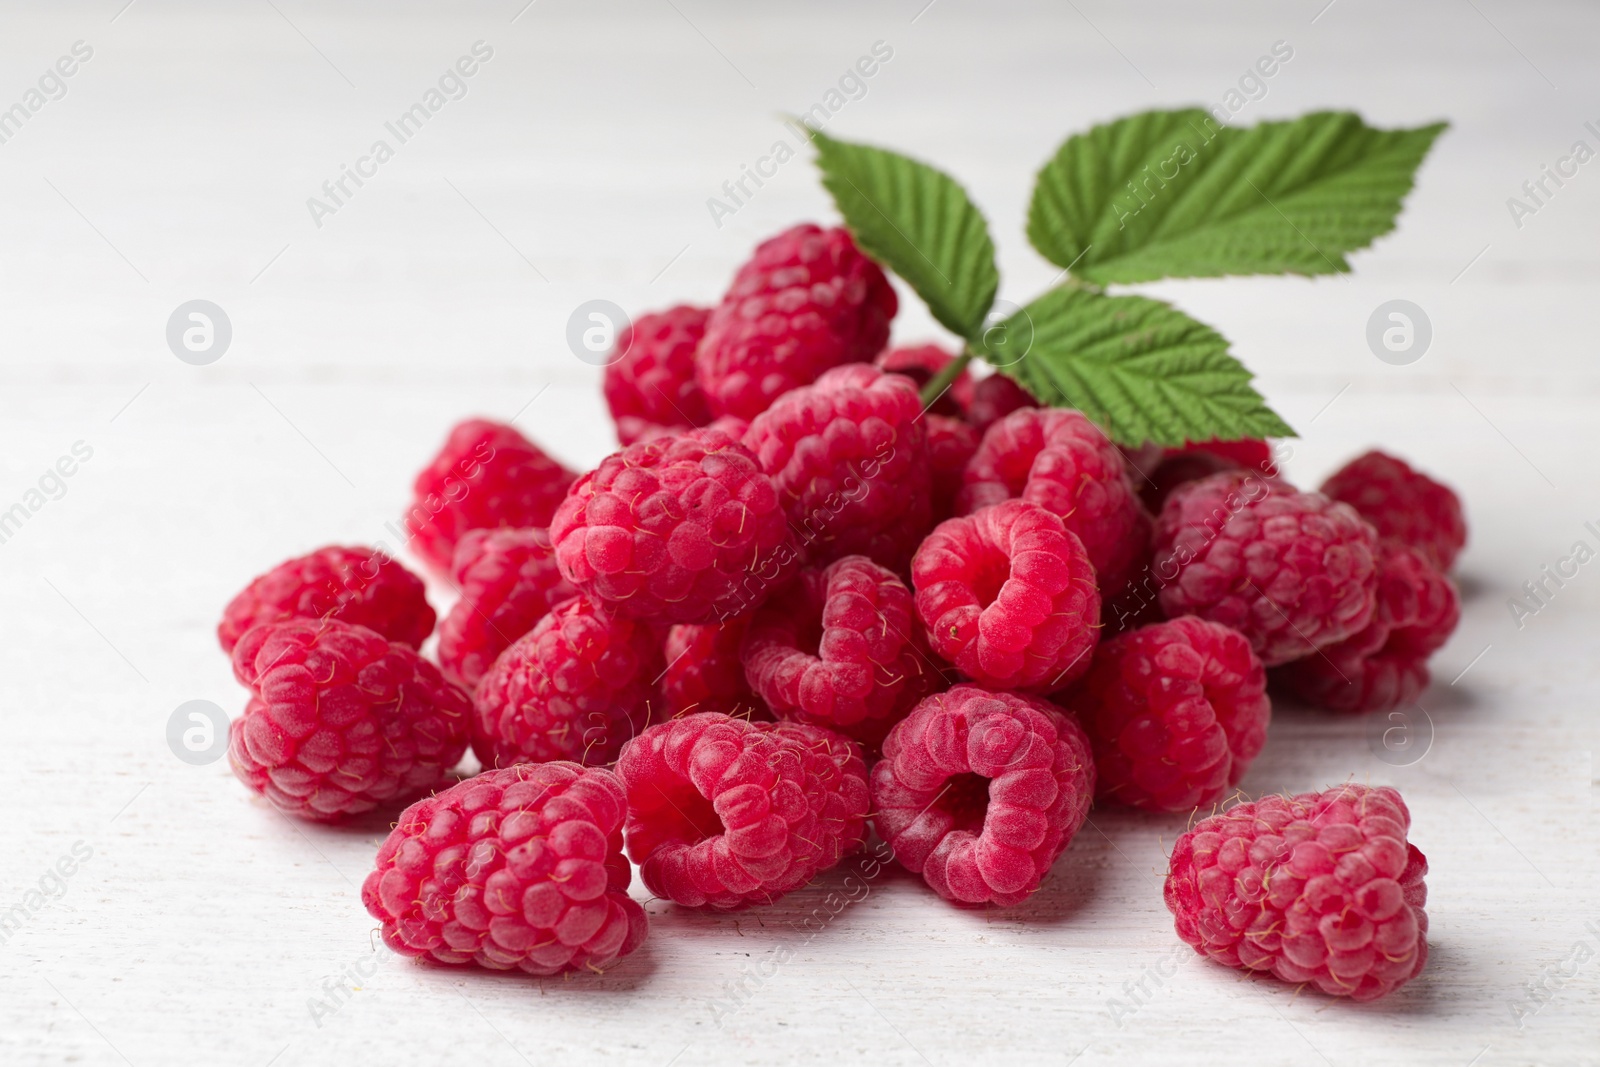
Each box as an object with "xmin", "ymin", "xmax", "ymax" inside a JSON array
[
  {"xmin": 937, "ymin": 772, "xmax": 991, "ymax": 835},
  {"xmin": 968, "ymin": 551, "xmax": 1010, "ymax": 610},
  {"xmin": 657, "ymin": 778, "xmax": 724, "ymax": 844}
]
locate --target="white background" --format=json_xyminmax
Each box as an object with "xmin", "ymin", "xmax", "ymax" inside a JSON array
[{"xmin": 1, "ymin": 1, "xmax": 1596, "ymax": 1064}]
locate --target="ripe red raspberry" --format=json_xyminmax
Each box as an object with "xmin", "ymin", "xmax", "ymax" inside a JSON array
[
  {"xmin": 963, "ymin": 373, "xmax": 1038, "ymax": 433},
  {"xmin": 743, "ymin": 555, "xmax": 938, "ymax": 749},
  {"xmin": 1134, "ymin": 438, "xmax": 1277, "ymax": 514},
  {"xmin": 551, "ymin": 428, "xmax": 798, "ymax": 624},
  {"xmin": 616, "ymin": 712, "xmax": 869, "ymax": 910},
  {"xmin": 363, "ymin": 763, "xmax": 647, "ymax": 976},
  {"xmin": 472, "ymin": 596, "xmax": 662, "ymax": 770},
  {"xmin": 742, "ymin": 363, "xmax": 931, "ymax": 570},
  {"xmin": 228, "ymin": 618, "xmax": 471, "ymax": 821},
  {"xmin": 1322, "ymin": 450, "xmax": 1466, "ymax": 572},
  {"xmin": 871, "ymin": 685, "xmax": 1094, "ymax": 906},
  {"xmin": 1275, "ymin": 542, "xmax": 1460, "ymax": 713},
  {"xmin": 217, "ymin": 545, "xmax": 434, "ymax": 655},
  {"xmin": 695, "ymin": 223, "xmax": 897, "ymax": 420},
  {"xmin": 660, "ymin": 619, "xmax": 768, "ymax": 719},
  {"xmin": 603, "ymin": 304, "xmax": 713, "ymax": 446},
  {"xmin": 958, "ymin": 408, "xmax": 1153, "ymax": 597},
  {"xmin": 912, "ymin": 501, "xmax": 1100, "ymax": 693},
  {"xmin": 436, "ymin": 528, "xmax": 575, "ymax": 689},
  {"xmin": 1153, "ymin": 471, "xmax": 1379, "ymax": 667},
  {"xmin": 875, "ymin": 343, "xmax": 973, "ymax": 416},
  {"xmin": 1165, "ymin": 784, "xmax": 1429, "ymax": 1001},
  {"xmin": 1071, "ymin": 616, "xmax": 1269, "ymax": 812},
  {"xmin": 926, "ymin": 414, "xmax": 979, "ymax": 524},
  {"xmin": 406, "ymin": 419, "xmax": 576, "ymax": 575}
]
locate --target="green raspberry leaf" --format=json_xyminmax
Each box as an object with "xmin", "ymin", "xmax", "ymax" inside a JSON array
[
  {"xmin": 1027, "ymin": 110, "xmax": 1447, "ymax": 283},
  {"xmin": 979, "ymin": 285, "xmax": 1295, "ymax": 447},
  {"xmin": 812, "ymin": 130, "xmax": 999, "ymax": 341}
]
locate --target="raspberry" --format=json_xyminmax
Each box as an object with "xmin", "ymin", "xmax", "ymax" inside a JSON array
[
  {"xmin": 629, "ymin": 414, "xmax": 751, "ymax": 447},
  {"xmin": 617, "ymin": 712, "xmax": 869, "ymax": 909},
  {"xmin": 958, "ymin": 408, "xmax": 1153, "ymax": 597},
  {"xmin": 1152, "ymin": 471, "xmax": 1379, "ymax": 667},
  {"xmin": 471, "ymin": 596, "xmax": 662, "ymax": 770},
  {"xmin": 1164, "ymin": 784, "xmax": 1429, "ymax": 1001},
  {"xmin": 926, "ymin": 414, "xmax": 979, "ymax": 524},
  {"xmin": 406, "ymin": 419, "xmax": 576, "ymax": 575},
  {"xmin": 603, "ymin": 304, "xmax": 713, "ymax": 446},
  {"xmin": 1132, "ymin": 438, "xmax": 1275, "ymax": 514},
  {"xmin": 870, "ymin": 685, "xmax": 1094, "ymax": 906},
  {"xmin": 912, "ymin": 501, "xmax": 1100, "ymax": 693},
  {"xmin": 1321, "ymin": 450, "xmax": 1466, "ymax": 572},
  {"xmin": 436, "ymin": 528, "xmax": 576, "ymax": 689},
  {"xmin": 743, "ymin": 555, "xmax": 938, "ymax": 749},
  {"xmin": 551, "ymin": 428, "xmax": 798, "ymax": 624},
  {"xmin": 228, "ymin": 618, "xmax": 471, "ymax": 821},
  {"xmin": 660, "ymin": 619, "xmax": 768, "ymax": 719},
  {"xmin": 695, "ymin": 223, "xmax": 897, "ymax": 420},
  {"xmin": 742, "ymin": 363, "xmax": 931, "ymax": 570},
  {"xmin": 875, "ymin": 343, "xmax": 972, "ymax": 416},
  {"xmin": 1274, "ymin": 542, "xmax": 1460, "ymax": 713},
  {"xmin": 217, "ymin": 545, "xmax": 434, "ymax": 655},
  {"xmin": 963, "ymin": 373, "xmax": 1038, "ymax": 433},
  {"xmin": 363, "ymin": 763, "xmax": 647, "ymax": 976},
  {"xmin": 1071, "ymin": 616, "xmax": 1270, "ymax": 812}
]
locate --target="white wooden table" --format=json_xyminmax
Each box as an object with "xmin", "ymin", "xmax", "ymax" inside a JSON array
[{"xmin": 1, "ymin": 1, "xmax": 1596, "ymax": 1063}]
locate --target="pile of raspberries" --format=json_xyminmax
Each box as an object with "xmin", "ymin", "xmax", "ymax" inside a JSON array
[{"xmin": 217, "ymin": 223, "xmax": 1464, "ymax": 1000}]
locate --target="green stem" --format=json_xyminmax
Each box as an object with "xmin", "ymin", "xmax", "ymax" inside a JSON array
[{"xmin": 919, "ymin": 349, "xmax": 975, "ymax": 409}]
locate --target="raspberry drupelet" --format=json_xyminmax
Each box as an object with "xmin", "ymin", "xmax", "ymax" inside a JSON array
[
  {"xmin": 742, "ymin": 555, "xmax": 938, "ymax": 750},
  {"xmin": 660, "ymin": 618, "xmax": 768, "ymax": 720},
  {"xmin": 363, "ymin": 763, "xmax": 648, "ymax": 976},
  {"xmin": 471, "ymin": 595, "xmax": 662, "ymax": 770},
  {"xmin": 958, "ymin": 407, "xmax": 1153, "ymax": 598},
  {"xmin": 616, "ymin": 712, "xmax": 870, "ymax": 910},
  {"xmin": 1071, "ymin": 616, "xmax": 1270, "ymax": 812},
  {"xmin": 550, "ymin": 427, "xmax": 799, "ymax": 624},
  {"xmin": 1321, "ymin": 449, "xmax": 1467, "ymax": 572},
  {"xmin": 602, "ymin": 304, "xmax": 713, "ymax": 446},
  {"xmin": 1274, "ymin": 541, "xmax": 1460, "ymax": 713},
  {"xmin": 695, "ymin": 223, "xmax": 897, "ymax": 421},
  {"xmin": 870, "ymin": 685, "xmax": 1095, "ymax": 906},
  {"xmin": 912, "ymin": 500, "xmax": 1101, "ymax": 693},
  {"xmin": 742, "ymin": 363, "xmax": 931, "ymax": 571},
  {"xmin": 1151, "ymin": 471, "xmax": 1379, "ymax": 667},
  {"xmin": 436, "ymin": 527, "xmax": 575, "ymax": 689},
  {"xmin": 1164, "ymin": 784, "xmax": 1429, "ymax": 1001},
  {"xmin": 217, "ymin": 545, "xmax": 434, "ymax": 654},
  {"xmin": 406, "ymin": 418, "xmax": 576, "ymax": 575},
  {"xmin": 228, "ymin": 618, "xmax": 471, "ymax": 821}
]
